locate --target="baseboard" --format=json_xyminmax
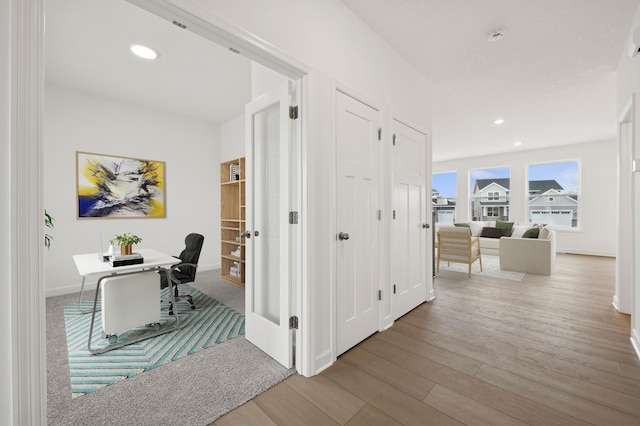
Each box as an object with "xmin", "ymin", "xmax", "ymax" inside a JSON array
[
  {"xmin": 314, "ymin": 349, "xmax": 334, "ymax": 375},
  {"xmin": 612, "ymin": 295, "xmax": 621, "ymax": 312},
  {"xmin": 556, "ymin": 249, "xmax": 616, "ymax": 257},
  {"xmin": 427, "ymin": 288, "xmax": 436, "ymax": 302},
  {"xmin": 631, "ymin": 328, "xmax": 640, "ymax": 361}
]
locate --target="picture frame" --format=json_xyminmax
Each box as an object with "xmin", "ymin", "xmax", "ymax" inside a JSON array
[{"xmin": 76, "ymin": 151, "xmax": 166, "ymax": 219}]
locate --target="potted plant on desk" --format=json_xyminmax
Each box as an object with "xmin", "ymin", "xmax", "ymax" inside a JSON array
[{"xmin": 113, "ymin": 233, "xmax": 142, "ymax": 256}]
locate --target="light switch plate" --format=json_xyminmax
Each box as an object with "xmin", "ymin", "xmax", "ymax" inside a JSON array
[{"xmin": 633, "ymin": 159, "xmax": 640, "ymax": 173}]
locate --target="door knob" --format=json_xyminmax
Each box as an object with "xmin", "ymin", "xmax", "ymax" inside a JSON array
[
  {"xmin": 241, "ymin": 231, "xmax": 251, "ymax": 239},
  {"xmin": 338, "ymin": 232, "xmax": 350, "ymax": 241},
  {"xmin": 422, "ymin": 223, "xmax": 430, "ymax": 229}
]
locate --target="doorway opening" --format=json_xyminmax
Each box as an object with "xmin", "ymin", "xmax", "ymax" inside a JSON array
[{"xmin": 42, "ymin": 0, "xmax": 306, "ymax": 422}]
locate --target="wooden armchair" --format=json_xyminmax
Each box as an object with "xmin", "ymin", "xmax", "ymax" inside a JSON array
[{"xmin": 437, "ymin": 227, "xmax": 483, "ymax": 278}]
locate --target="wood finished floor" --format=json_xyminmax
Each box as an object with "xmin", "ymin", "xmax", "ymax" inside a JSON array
[{"xmin": 213, "ymin": 254, "xmax": 640, "ymax": 425}]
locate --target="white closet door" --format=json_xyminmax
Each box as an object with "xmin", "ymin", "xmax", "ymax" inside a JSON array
[
  {"xmin": 335, "ymin": 90, "xmax": 380, "ymax": 355},
  {"xmin": 391, "ymin": 119, "xmax": 428, "ymax": 319}
]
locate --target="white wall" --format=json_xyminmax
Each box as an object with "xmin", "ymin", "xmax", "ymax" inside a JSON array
[
  {"xmin": 171, "ymin": 0, "xmax": 434, "ymax": 374},
  {"xmin": 44, "ymin": 84, "xmax": 221, "ymax": 296},
  {"xmin": 617, "ymin": 4, "xmax": 640, "ymax": 358},
  {"xmin": 220, "ymin": 114, "xmax": 245, "ymax": 162},
  {"xmin": 1, "ymin": 0, "xmax": 12, "ymax": 422},
  {"xmin": 251, "ymin": 62, "xmax": 289, "ymax": 99},
  {"xmin": 434, "ymin": 139, "xmax": 618, "ymax": 257},
  {"xmin": 219, "ymin": 63, "xmax": 288, "ymax": 162}
]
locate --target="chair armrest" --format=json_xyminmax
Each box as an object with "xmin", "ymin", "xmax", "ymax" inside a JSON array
[
  {"xmin": 471, "ymin": 236, "xmax": 480, "ymax": 249},
  {"xmin": 167, "ymin": 262, "xmax": 198, "ymax": 283}
]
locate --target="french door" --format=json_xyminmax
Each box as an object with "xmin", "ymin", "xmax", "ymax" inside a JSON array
[{"xmin": 245, "ymin": 82, "xmax": 296, "ymax": 368}]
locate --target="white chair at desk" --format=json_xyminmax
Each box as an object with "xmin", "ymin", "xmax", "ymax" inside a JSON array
[
  {"xmin": 101, "ymin": 271, "xmax": 161, "ymax": 340},
  {"xmin": 73, "ymin": 248, "xmax": 182, "ymax": 354}
]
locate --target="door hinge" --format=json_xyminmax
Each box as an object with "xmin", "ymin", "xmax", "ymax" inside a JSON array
[
  {"xmin": 378, "ymin": 210, "xmax": 382, "ymax": 220},
  {"xmin": 289, "ymin": 105, "xmax": 299, "ymax": 120},
  {"xmin": 393, "ymin": 210, "xmax": 396, "ymax": 220},
  {"xmin": 289, "ymin": 315, "xmax": 299, "ymax": 329},
  {"xmin": 289, "ymin": 211, "xmax": 299, "ymax": 224},
  {"xmin": 378, "ymin": 290, "xmax": 382, "ymax": 301},
  {"xmin": 378, "ymin": 128, "xmax": 382, "ymax": 141},
  {"xmin": 393, "ymin": 284, "xmax": 397, "ymax": 294},
  {"xmin": 393, "ymin": 134, "xmax": 396, "ymax": 146}
]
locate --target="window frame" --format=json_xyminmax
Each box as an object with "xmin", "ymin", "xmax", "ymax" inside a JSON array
[{"xmin": 526, "ymin": 159, "xmax": 581, "ymax": 229}]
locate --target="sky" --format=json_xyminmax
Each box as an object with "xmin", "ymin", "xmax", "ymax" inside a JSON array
[{"xmin": 433, "ymin": 161, "xmax": 579, "ymax": 198}]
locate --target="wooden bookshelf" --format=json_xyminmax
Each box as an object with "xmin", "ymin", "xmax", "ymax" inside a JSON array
[{"xmin": 220, "ymin": 157, "xmax": 245, "ymax": 287}]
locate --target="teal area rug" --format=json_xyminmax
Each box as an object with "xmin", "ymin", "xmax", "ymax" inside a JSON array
[{"xmin": 64, "ymin": 284, "xmax": 245, "ymax": 397}]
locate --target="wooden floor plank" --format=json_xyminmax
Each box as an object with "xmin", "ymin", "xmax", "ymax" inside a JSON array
[
  {"xmin": 423, "ymin": 384, "xmax": 529, "ymax": 426},
  {"xmin": 253, "ymin": 382, "xmax": 339, "ymax": 426},
  {"xmin": 213, "ymin": 400, "xmax": 277, "ymax": 426},
  {"xmin": 322, "ymin": 360, "xmax": 464, "ymax": 425},
  {"xmin": 515, "ymin": 346, "xmax": 640, "ymax": 398},
  {"xmin": 344, "ymin": 404, "xmax": 401, "ymax": 426},
  {"xmin": 340, "ymin": 347, "xmax": 436, "ymax": 401},
  {"xmin": 212, "ymin": 254, "xmax": 640, "ymax": 426},
  {"xmin": 475, "ymin": 364, "xmax": 640, "ymax": 426},
  {"xmin": 284, "ymin": 373, "xmax": 366, "ymax": 424},
  {"xmin": 359, "ymin": 331, "xmax": 590, "ymax": 426}
]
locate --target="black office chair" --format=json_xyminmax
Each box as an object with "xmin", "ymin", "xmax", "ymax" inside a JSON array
[{"xmin": 160, "ymin": 233, "xmax": 204, "ymax": 315}]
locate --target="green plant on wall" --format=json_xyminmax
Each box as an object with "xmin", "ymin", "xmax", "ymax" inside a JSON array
[{"xmin": 45, "ymin": 210, "xmax": 55, "ymax": 250}]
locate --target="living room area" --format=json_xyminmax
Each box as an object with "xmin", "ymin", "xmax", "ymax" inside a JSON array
[{"xmin": 432, "ymin": 138, "xmax": 617, "ymax": 281}]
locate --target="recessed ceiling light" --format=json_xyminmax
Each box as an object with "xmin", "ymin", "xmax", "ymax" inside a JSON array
[
  {"xmin": 514, "ymin": 141, "xmax": 522, "ymax": 146},
  {"xmin": 488, "ymin": 28, "xmax": 505, "ymax": 42},
  {"xmin": 130, "ymin": 44, "xmax": 158, "ymax": 60},
  {"xmin": 494, "ymin": 118, "xmax": 505, "ymax": 125}
]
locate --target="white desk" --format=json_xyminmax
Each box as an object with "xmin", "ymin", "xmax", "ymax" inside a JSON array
[{"xmin": 72, "ymin": 248, "xmax": 181, "ymax": 354}]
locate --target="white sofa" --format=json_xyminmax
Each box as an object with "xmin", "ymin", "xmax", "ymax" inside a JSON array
[
  {"xmin": 437, "ymin": 221, "xmax": 556, "ymax": 275},
  {"xmin": 499, "ymin": 230, "xmax": 556, "ymax": 275}
]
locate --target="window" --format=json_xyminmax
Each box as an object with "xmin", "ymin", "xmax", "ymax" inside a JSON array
[
  {"xmin": 528, "ymin": 161, "xmax": 579, "ymax": 228},
  {"xmin": 486, "ymin": 207, "xmax": 500, "ymax": 217},
  {"xmin": 432, "ymin": 172, "xmax": 457, "ymax": 224},
  {"xmin": 470, "ymin": 167, "xmax": 510, "ymax": 221}
]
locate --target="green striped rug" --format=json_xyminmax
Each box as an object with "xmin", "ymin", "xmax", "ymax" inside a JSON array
[{"xmin": 64, "ymin": 285, "xmax": 245, "ymax": 397}]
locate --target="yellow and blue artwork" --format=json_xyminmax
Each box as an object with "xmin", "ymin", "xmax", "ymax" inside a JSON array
[{"xmin": 76, "ymin": 151, "xmax": 165, "ymax": 218}]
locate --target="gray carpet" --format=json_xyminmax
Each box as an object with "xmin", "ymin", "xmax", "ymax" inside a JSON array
[{"xmin": 47, "ymin": 269, "xmax": 294, "ymax": 425}]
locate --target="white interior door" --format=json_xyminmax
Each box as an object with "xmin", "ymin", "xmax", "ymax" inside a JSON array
[
  {"xmin": 391, "ymin": 120, "xmax": 428, "ymax": 319},
  {"xmin": 336, "ymin": 90, "xmax": 380, "ymax": 355},
  {"xmin": 245, "ymin": 82, "xmax": 293, "ymax": 368}
]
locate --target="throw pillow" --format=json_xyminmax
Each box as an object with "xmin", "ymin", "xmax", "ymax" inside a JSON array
[
  {"xmin": 511, "ymin": 225, "xmax": 529, "ymax": 238},
  {"xmin": 539, "ymin": 226, "xmax": 551, "ymax": 240},
  {"xmin": 480, "ymin": 227, "xmax": 510, "ymax": 238},
  {"xmin": 469, "ymin": 221, "xmax": 484, "ymax": 237},
  {"xmin": 496, "ymin": 220, "xmax": 514, "ymax": 236},
  {"xmin": 522, "ymin": 227, "xmax": 540, "ymax": 238},
  {"xmin": 454, "ymin": 223, "xmax": 470, "ymax": 228}
]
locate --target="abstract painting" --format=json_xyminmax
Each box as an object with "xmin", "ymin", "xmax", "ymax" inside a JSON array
[{"xmin": 76, "ymin": 151, "xmax": 165, "ymax": 218}]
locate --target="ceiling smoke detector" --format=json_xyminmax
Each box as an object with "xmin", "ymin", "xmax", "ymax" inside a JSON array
[{"xmin": 488, "ymin": 29, "xmax": 505, "ymax": 42}]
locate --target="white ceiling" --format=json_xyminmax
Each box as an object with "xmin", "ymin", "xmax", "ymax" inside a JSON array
[
  {"xmin": 343, "ymin": 0, "xmax": 640, "ymax": 161},
  {"xmin": 46, "ymin": 1, "xmax": 640, "ymax": 161},
  {"xmin": 45, "ymin": 0, "xmax": 252, "ymax": 125}
]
